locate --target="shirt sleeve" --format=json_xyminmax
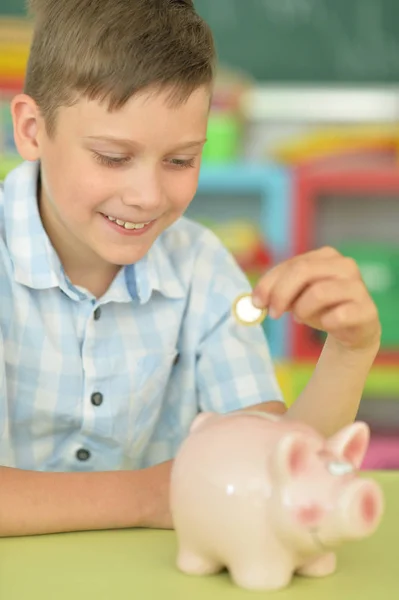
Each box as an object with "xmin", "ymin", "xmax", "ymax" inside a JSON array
[{"xmin": 193, "ymin": 229, "xmax": 285, "ymax": 413}]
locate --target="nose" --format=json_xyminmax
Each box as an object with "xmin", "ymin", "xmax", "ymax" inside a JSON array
[
  {"xmin": 340, "ymin": 478, "xmax": 384, "ymax": 539},
  {"xmin": 122, "ymin": 166, "xmax": 164, "ymax": 211}
]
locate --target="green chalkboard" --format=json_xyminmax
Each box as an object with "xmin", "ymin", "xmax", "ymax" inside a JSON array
[
  {"xmin": 2, "ymin": 0, "xmax": 399, "ymax": 84},
  {"xmin": 0, "ymin": 0, "xmax": 26, "ymax": 16},
  {"xmin": 195, "ymin": 0, "xmax": 399, "ymax": 84}
]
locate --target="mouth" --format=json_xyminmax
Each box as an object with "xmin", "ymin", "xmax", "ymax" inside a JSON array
[{"xmin": 101, "ymin": 213, "xmax": 155, "ymax": 236}]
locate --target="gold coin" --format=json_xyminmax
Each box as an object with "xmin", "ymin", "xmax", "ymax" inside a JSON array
[{"xmin": 232, "ymin": 293, "xmax": 267, "ymax": 326}]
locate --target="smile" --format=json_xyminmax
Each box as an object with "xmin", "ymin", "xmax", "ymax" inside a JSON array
[{"xmin": 104, "ymin": 214, "xmax": 152, "ymax": 230}]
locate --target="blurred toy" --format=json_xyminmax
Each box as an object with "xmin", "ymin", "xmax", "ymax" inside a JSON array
[
  {"xmin": 337, "ymin": 242, "xmax": 399, "ymax": 349},
  {"xmin": 210, "ymin": 219, "xmax": 272, "ymax": 285},
  {"xmin": 362, "ymin": 433, "xmax": 399, "ymax": 470},
  {"xmin": 170, "ymin": 411, "xmax": 384, "ymax": 591},
  {"xmin": 270, "ymin": 124, "xmax": 399, "ymax": 165},
  {"xmin": 202, "ymin": 65, "xmax": 253, "ymax": 163},
  {"xmin": 0, "ymin": 18, "xmax": 32, "ymax": 83}
]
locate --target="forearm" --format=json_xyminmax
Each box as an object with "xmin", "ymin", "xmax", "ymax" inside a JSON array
[
  {"xmin": 0, "ymin": 460, "xmax": 173, "ymax": 537},
  {"xmin": 286, "ymin": 334, "xmax": 379, "ymax": 437}
]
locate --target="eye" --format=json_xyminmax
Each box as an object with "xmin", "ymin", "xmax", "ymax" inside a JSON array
[
  {"xmin": 92, "ymin": 152, "xmax": 131, "ymax": 168},
  {"xmin": 167, "ymin": 158, "xmax": 195, "ymax": 169}
]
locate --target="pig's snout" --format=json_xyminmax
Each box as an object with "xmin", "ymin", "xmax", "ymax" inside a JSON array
[{"xmin": 340, "ymin": 478, "xmax": 384, "ymax": 540}]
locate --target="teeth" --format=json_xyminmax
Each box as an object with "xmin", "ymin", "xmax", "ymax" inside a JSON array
[
  {"xmin": 125, "ymin": 222, "xmax": 145, "ymax": 230},
  {"xmin": 106, "ymin": 215, "xmax": 150, "ymax": 230}
]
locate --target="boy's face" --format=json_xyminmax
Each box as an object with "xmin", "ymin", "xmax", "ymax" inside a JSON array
[{"xmin": 33, "ymin": 86, "xmax": 210, "ymax": 274}]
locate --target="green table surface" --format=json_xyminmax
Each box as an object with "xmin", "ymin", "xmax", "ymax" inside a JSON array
[{"xmin": 0, "ymin": 471, "xmax": 397, "ymax": 599}]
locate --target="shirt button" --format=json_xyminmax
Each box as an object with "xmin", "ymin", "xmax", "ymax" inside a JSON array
[
  {"xmin": 76, "ymin": 448, "xmax": 91, "ymax": 461},
  {"xmin": 93, "ymin": 307, "xmax": 102, "ymax": 321},
  {"xmin": 91, "ymin": 392, "xmax": 103, "ymax": 406}
]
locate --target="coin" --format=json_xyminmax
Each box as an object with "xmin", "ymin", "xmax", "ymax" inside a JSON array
[{"xmin": 232, "ymin": 293, "xmax": 267, "ymax": 326}]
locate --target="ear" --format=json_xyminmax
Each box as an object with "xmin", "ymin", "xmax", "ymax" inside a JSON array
[
  {"xmin": 327, "ymin": 422, "xmax": 370, "ymax": 468},
  {"xmin": 189, "ymin": 411, "xmax": 216, "ymax": 433},
  {"xmin": 271, "ymin": 432, "xmax": 320, "ymax": 483},
  {"xmin": 10, "ymin": 93, "xmax": 43, "ymax": 161}
]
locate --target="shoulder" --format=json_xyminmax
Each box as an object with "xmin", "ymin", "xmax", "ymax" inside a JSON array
[
  {"xmin": 160, "ymin": 216, "xmax": 221, "ymax": 255},
  {"xmin": 0, "ymin": 182, "xmax": 9, "ymax": 269},
  {"xmin": 0, "ymin": 160, "xmax": 34, "ymax": 246},
  {"xmin": 159, "ymin": 217, "xmax": 252, "ymax": 324},
  {"xmin": 0, "ymin": 181, "xmax": 5, "ymax": 240},
  {"xmin": 161, "ymin": 216, "xmax": 249, "ymax": 289},
  {"xmin": 0, "ymin": 172, "xmax": 20, "ymax": 311}
]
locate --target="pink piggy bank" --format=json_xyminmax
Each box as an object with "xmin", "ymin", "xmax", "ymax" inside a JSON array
[{"xmin": 170, "ymin": 411, "xmax": 384, "ymax": 591}]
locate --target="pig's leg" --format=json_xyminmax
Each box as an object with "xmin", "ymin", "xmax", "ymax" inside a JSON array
[
  {"xmin": 297, "ymin": 552, "xmax": 336, "ymax": 577},
  {"xmin": 228, "ymin": 550, "xmax": 293, "ymax": 591},
  {"xmin": 177, "ymin": 545, "xmax": 223, "ymax": 576}
]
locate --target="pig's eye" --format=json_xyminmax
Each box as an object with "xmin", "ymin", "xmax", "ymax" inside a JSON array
[{"xmin": 327, "ymin": 461, "xmax": 354, "ymax": 476}]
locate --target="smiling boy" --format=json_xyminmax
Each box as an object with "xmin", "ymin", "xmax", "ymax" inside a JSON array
[{"xmin": 0, "ymin": 0, "xmax": 380, "ymax": 537}]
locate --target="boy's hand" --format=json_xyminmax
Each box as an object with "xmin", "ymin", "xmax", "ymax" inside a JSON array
[{"xmin": 252, "ymin": 246, "xmax": 381, "ymax": 353}]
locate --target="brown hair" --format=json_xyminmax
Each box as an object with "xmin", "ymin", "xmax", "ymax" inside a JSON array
[{"xmin": 25, "ymin": 0, "xmax": 216, "ymax": 134}]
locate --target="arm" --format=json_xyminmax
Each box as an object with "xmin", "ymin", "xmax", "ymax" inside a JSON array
[
  {"xmin": 284, "ymin": 335, "xmax": 378, "ymax": 436},
  {"xmin": 251, "ymin": 337, "xmax": 378, "ymax": 436},
  {"xmin": 1, "ymin": 333, "xmax": 374, "ymax": 539},
  {"xmin": 252, "ymin": 246, "xmax": 381, "ymax": 437},
  {"xmin": 0, "ymin": 398, "xmax": 286, "ymax": 538},
  {"xmin": 0, "ymin": 460, "xmax": 173, "ymax": 537},
  {"xmin": 0, "ymin": 344, "xmax": 373, "ymax": 538},
  {"xmin": 0, "ymin": 403, "xmax": 285, "ymax": 538}
]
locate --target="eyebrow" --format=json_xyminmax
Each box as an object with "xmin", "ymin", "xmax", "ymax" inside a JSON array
[{"xmin": 84, "ymin": 135, "xmax": 207, "ymax": 150}]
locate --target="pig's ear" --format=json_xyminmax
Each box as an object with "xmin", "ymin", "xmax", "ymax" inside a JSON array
[
  {"xmin": 189, "ymin": 412, "xmax": 215, "ymax": 433},
  {"xmin": 327, "ymin": 422, "xmax": 370, "ymax": 468},
  {"xmin": 272, "ymin": 432, "xmax": 319, "ymax": 482}
]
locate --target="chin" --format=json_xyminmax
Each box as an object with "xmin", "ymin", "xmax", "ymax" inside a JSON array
[{"xmin": 102, "ymin": 248, "xmax": 149, "ymax": 266}]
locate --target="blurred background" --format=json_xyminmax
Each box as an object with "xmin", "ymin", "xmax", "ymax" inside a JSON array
[{"xmin": 1, "ymin": 0, "xmax": 399, "ymax": 468}]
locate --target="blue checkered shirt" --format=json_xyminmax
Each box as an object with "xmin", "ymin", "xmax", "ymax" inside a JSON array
[{"xmin": 0, "ymin": 160, "xmax": 283, "ymax": 472}]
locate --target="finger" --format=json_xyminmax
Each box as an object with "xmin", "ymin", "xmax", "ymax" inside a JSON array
[
  {"xmin": 252, "ymin": 246, "xmax": 342, "ymax": 308},
  {"xmin": 292, "ymin": 279, "xmax": 368, "ymax": 323},
  {"xmin": 266, "ymin": 256, "xmax": 362, "ymax": 318}
]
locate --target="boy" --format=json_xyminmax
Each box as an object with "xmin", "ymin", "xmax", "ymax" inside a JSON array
[{"xmin": 0, "ymin": 0, "xmax": 380, "ymax": 537}]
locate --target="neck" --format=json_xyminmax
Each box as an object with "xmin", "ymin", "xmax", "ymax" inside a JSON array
[{"xmin": 65, "ymin": 266, "xmax": 120, "ymax": 298}]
